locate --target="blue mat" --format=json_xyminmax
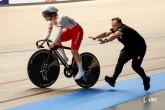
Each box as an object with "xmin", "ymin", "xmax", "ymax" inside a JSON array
[{"xmin": 6, "ymin": 72, "xmax": 165, "ymax": 110}]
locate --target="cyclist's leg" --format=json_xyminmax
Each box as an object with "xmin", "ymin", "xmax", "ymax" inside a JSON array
[
  {"xmin": 69, "ymin": 24, "xmax": 84, "ymax": 80},
  {"xmin": 71, "ymin": 49, "xmax": 84, "ymax": 80},
  {"xmin": 56, "ymin": 29, "xmax": 71, "ymax": 62}
]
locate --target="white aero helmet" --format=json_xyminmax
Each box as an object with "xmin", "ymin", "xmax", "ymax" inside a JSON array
[{"xmin": 42, "ymin": 5, "xmax": 58, "ymax": 18}]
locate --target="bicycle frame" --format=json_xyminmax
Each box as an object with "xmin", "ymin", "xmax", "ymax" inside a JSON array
[
  {"xmin": 51, "ymin": 46, "xmax": 70, "ymax": 69},
  {"xmin": 36, "ymin": 39, "xmax": 72, "ymax": 72}
]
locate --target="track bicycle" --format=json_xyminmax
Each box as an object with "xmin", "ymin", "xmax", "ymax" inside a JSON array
[{"xmin": 27, "ymin": 39, "xmax": 100, "ymax": 88}]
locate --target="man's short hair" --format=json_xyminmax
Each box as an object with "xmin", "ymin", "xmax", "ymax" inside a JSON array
[{"xmin": 112, "ymin": 17, "xmax": 122, "ymax": 24}]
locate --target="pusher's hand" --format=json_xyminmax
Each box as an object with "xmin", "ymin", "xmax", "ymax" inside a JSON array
[
  {"xmin": 97, "ymin": 38, "xmax": 106, "ymax": 44},
  {"xmin": 88, "ymin": 36, "xmax": 97, "ymax": 40}
]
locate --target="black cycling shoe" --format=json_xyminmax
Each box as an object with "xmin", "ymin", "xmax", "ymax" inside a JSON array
[
  {"xmin": 144, "ymin": 76, "xmax": 150, "ymax": 91},
  {"xmin": 105, "ymin": 76, "xmax": 115, "ymax": 87}
]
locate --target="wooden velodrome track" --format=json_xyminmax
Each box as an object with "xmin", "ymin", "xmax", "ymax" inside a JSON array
[{"xmin": 0, "ymin": 0, "xmax": 165, "ymax": 109}]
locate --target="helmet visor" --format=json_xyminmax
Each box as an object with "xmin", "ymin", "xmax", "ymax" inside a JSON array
[{"xmin": 42, "ymin": 11, "xmax": 51, "ymax": 18}]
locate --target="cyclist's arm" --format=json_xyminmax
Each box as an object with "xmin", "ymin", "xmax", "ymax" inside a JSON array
[
  {"xmin": 52, "ymin": 27, "xmax": 63, "ymax": 44},
  {"xmin": 43, "ymin": 29, "xmax": 52, "ymax": 40},
  {"xmin": 41, "ymin": 22, "xmax": 53, "ymax": 45},
  {"xmin": 52, "ymin": 16, "xmax": 64, "ymax": 44},
  {"xmin": 43, "ymin": 22, "xmax": 53, "ymax": 39}
]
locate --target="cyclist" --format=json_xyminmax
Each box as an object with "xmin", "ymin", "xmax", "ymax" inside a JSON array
[
  {"xmin": 38, "ymin": 5, "xmax": 85, "ymax": 80},
  {"xmin": 89, "ymin": 17, "xmax": 150, "ymax": 91}
]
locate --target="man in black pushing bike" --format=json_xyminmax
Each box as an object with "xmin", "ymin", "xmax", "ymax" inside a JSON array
[
  {"xmin": 38, "ymin": 5, "xmax": 85, "ymax": 80},
  {"xmin": 89, "ymin": 17, "xmax": 150, "ymax": 91}
]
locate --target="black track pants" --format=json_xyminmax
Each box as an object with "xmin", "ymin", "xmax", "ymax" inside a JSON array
[{"xmin": 112, "ymin": 47, "xmax": 148, "ymax": 83}]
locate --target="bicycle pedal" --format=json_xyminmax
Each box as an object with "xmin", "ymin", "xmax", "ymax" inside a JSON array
[{"xmin": 64, "ymin": 68, "xmax": 73, "ymax": 78}]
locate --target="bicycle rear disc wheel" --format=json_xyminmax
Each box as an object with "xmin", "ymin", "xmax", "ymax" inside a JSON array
[
  {"xmin": 72, "ymin": 52, "xmax": 100, "ymax": 88},
  {"xmin": 27, "ymin": 49, "xmax": 60, "ymax": 88}
]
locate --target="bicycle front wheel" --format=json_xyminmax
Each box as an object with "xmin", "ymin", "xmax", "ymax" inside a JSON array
[{"xmin": 27, "ymin": 49, "xmax": 60, "ymax": 88}]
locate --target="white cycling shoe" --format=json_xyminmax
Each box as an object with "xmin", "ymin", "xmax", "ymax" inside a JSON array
[{"xmin": 74, "ymin": 70, "xmax": 85, "ymax": 80}]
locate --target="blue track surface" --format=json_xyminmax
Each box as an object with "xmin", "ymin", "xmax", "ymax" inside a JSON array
[{"xmin": 6, "ymin": 72, "xmax": 165, "ymax": 110}]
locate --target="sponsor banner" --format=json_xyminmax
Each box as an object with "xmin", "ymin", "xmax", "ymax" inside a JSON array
[
  {"xmin": 10, "ymin": 0, "xmax": 56, "ymax": 4},
  {"xmin": 0, "ymin": 0, "xmax": 68, "ymax": 4},
  {"xmin": 0, "ymin": 0, "xmax": 9, "ymax": 4}
]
